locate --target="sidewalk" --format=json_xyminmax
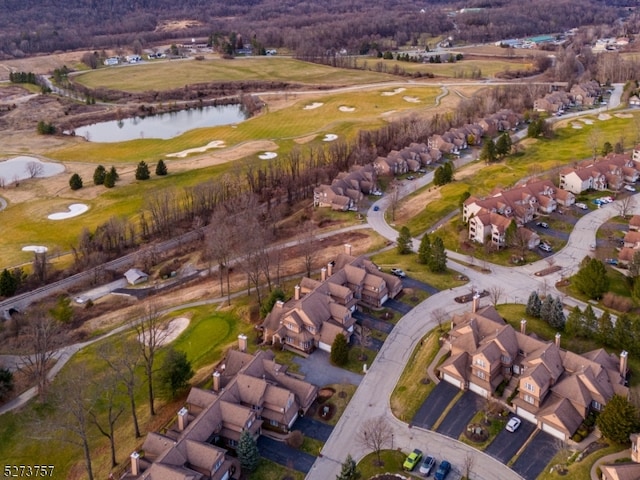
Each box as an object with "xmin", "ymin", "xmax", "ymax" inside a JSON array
[
  {"xmin": 426, "ymin": 345, "xmax": 449, "ymax": 384},
  {"xmin": 590, "ymin": 450, "xmax": 630, "ymax": 480}
]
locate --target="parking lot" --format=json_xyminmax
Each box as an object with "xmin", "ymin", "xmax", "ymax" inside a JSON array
[
  {"xmin": 485, "ymin": 415, "xmax": 536, "ymax": 463},
  {"xmin": 411, "ymin": 381, "xmax": 459, "ymax": 429},
  {"xmin": 511, "ymin": 430, "xmax": 561, "ymax": 480}
]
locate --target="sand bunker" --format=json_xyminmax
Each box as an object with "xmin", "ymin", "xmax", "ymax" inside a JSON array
[
  {"xmin": 323, "ymin": 134, "xmax": 338, "ymax": 142},
  {"xmin": 615, "ymin": 113, "xmax": 634, "ymax": 118},
  {"xmin": 580, "ymin": 118, "xmax": 594, "ymax": 125},
  {"xmin": 22, "ymin": 245, "xmax": 48, "ymax": 253},
  {"xmin": 403, "ymin": 96, "xmax": 420, "ymax": 103},
  {"xmin": 139, "ymin": 317, "xmax": 190, "ymax": 347},
  {"xmin": 381, "ymin": 88, "xmax": 406, "ymax": 96},
  {"xmin": 166, "ymin": 140, "xmax": 226, "ymax": 158},
  {"xmin": 598, "ymin": 113, "xmax": 612, "ymax": 121},
  {"xmin": 259, "ymin": 152, "xmax": 278, "ymax": 160},
  {"xmin": 572, "ymin": 123, "xmax": 583, "ymax": 129},
  {"xmin": 339, "ymin": 106, "xmax": 356, "ymax": 112},
  {"xmin": 303, "ymin": 102, "xmax": 324, "ymax": 110},
  {"xmin": 47, "ymin": 203, "xmax": 89, "ymax": 220}
]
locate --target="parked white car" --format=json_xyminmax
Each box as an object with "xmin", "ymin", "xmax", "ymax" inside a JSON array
[
  {"xmin": 506, "ymin": 417, "xmax": 522, "ymax": 432},
  {"xmin": 575, "ymin": 203, "xmax": 588, "ymax": 210},
  {"xmin": 624, "ymin": 185, "xmax": 636, "ymax": 192}
]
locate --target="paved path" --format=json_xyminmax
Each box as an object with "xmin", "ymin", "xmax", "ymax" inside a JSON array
[{"xmin": 427, "ymin": 346, "xmax": 449, "ymax": 384}]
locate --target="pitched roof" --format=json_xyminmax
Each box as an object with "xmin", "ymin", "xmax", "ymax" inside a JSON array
[
  {"xmin": 537, "ymin": 396, "xmax": 583, "ymax": 435},
  {"xmin": 600, "ymin": 463, "xmax": 640, "ymax": 480}
]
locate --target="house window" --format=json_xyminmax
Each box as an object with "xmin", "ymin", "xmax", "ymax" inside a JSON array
[
  {"xmin": 592, "ymin": 400, "xmax": 602, "ymax": 411},
  {"xmin": 524, "ymin": 382, "xmax": 535, "ymax": 392},
  {"xmin": 474, "ymin": 358, "xmax": 485, "ymax": 368},
  {"xmin": 228, "ymin": 439, "xmax": 237, "ymax": 447},
  {"xmin": 501, "ymin": 355, "xmax": 511, "ymax": 363},
  {"xmin": 214, "ymin": 458, "xmax": 223, "ymax": 472},
  {"xmin": 524, "ymin": 394, "xmax": 535, "ymax": 404},
  {"xmin": 247, "ymin": 418, "xmax": 253, "ymax": 429},
  {"xmin": 476, "ymin": 370, "xmax": 486, "ymax": 380},
  {"xmin": 270, "ymin": 419, "xmax": 279, "ymax": 426}
]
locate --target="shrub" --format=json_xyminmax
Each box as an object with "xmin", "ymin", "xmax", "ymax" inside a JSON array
[
  {"xmin": 572, "ymin": 433, "xmax": 583, "ymax": 442},
  {"xmin": 601, "ymin": 293, "xmax": 632, "ymax": 312},
  {"xmin": 285, "ymin": 430, "xmax": 304, "ymax": 448},
  {"xmin": 69, "ymin": 173, "xmax": 83, "ymax": 190}
]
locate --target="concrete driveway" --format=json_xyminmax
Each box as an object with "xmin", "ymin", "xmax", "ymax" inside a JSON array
[
  {"xmin": 485, "ymin": 415, "xmax": 537, "ymax": 463},
  {"xmin": 436, "ymin": 390, "xmax": 482, "ymax": 438},
  {"xmin": 385, "ymin": 298, "xmax": 413, "ymax": 315},
  {"xmin": 353, "ymin": 310, "xmax": 393, "ymax": 334},
  {"xmin": 293, "ymin": 416, "xmax": 334, "ymax": 442},
  {"xmin": 257, "ymin": 436, "xmax": 316, "ymax": 473},
  {"xmin": 511, "ymin": 430, "xmax": 561, "ymax": 480},
  {"xmin": 411, "ymin": 381, "xmax": 459, "ymax": 429}
]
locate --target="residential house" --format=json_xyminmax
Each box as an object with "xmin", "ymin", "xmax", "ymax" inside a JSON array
[
  {"xmin": 623, "ymin": 231, "xmax": 640, "ymax": 249},
  {"xmin": 439, "ymin": 303, "xmax": 629, "ymax": 441},
  {"xmin": 570, "ymin": 81, "xmax": 601, "ymax": 106},
  {"xmin": 559, "ymin": 166, "xmax": 607, "ymax": 194},
  {"xmin": 124, "ymin": 268, "xmax": 149, "ymax": 285},
  {"xmin": 313, "ymin": 184, "xmax": 352, "ymax": 210},
  {"xmin": 629, "ymin": 215, "xmax": 640, "ymax": 232},
  {"xmin": 314, "ymin": 164, "xmax": 378, "ymax": 209},
  {"xmin": 600, "ymin": 433, "xmax": 640, "ymax": 479},
  {"xmin": 630, "ymin": 95, "xmax": 640, "ymax": 107},
  {"xmin": 261, "ymin": 245, "xmax": 402, "ymax": 354},
  {"xmin": 125, "ymin": 347, "xmax": 317, "ymax": 480}
]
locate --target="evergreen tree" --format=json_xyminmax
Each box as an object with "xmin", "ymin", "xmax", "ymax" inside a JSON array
[
  {"xmin": 236, "ymin": 430, "xmax": 260, "ymax": 472},
  {"xmin": 260, "ymin": 287, "xmax": 286, "ymax": 318},
  {"xmin": 479, "ymin": 139, "xmax": 497, "ymax": 164},
  {"xmin": 69, "ymin": 173, "xmax": 83, "ymax": 190},
  {"xmin": 103, "ymin": 169, "xmax": 116, "ymax": 188},
  {"xmin": 336, "ymin": 454, "xmax": 361, "ymax": 480},
  {"xmin": 135, "ymin": 161, "xmax": 151, "ymax": 180},
  {"xmin": 429, "ymin": 236, "xmax": 447, "ymax": 273},
  {"xmin": 418, "ymin": 234, "xmax": 432, "ymax": 265},
  {"xmin": 109, "ymin": 166, "xmax": 119, "ymax": 181},
  {"xmin": 158, "ymin": 348, "xmax": 194, "ymax": 399},
  {"xmin": 155, "ymin": 159, "xmax": 168, "ymax": 176},
  {"xmin": 433, "ymin": 166, "xmax": 445, "ymax": 186},
  {"xmin": 549, "ymin": 298, "xmax": 565, "ymax": 329},
  {"xmin": 0, "ymin": 269, "xmax": 18, "ymax": 297},
  {"xmin": 397, "ymin": 226, "xmax": 412, "ymax": 255},
  {"xmin": 443, "ymin": 161, "xmax": 453, "ymax": 182},
  {"xmin": 459, "ymin": 191, "xmax": 471, "ymax": 216},
  {"xmin": 632, "ymin": 278, "xmax": 640, "ymax": 304},
  {"xmin": 574, "ymin": 257, "xmax": 609, "ymax": 299},
  {"xmin": 495, "ymin": 132, "xmax": 512, "ymax": 157},
  {"xmin": 505, "ymin": 220, "xmax": 518, "ymax": 249},
  {"xmin": 597, "ymin": 311, "xmax": 614, "ymax": 345},
  {"xmin": 331, "ymin": 334, "xmax": 349, "ymax": 366},
  {"xmin": 613, "ymin": 314, "xmax": 632, "ymax": 352},
  {"xmin": 49, "ymin": 296, "xmax": 73, "ymax": 324},
  {"xmin": 93, "ymin": 165, "xmax": 106, "ymax": 185},
  {"xmin": 564, "ymin": 306, "xmax": 583, "ymax": 337},
  {"xmin": 525, "ymin": 291, "xmax": 542, "ymax": 318},
  {"xmin": 0, "ymin": 368, "xmax": 13, "ymax": 401},
  {"xmin": 540, "ymin": 295, "xmax": 554, "ymax": 323},
  {"xmin": 582, "ymin": 305, "xmax": 598, "ymax": 337},
  {"xmin": 597, "ymin": 395, "xmax": 640, "ymax": 444}
]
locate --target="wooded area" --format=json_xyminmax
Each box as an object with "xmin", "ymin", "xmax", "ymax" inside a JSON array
[{"xmin": 0, "ymin": 0, "xmax": 633, "ymax": 59}]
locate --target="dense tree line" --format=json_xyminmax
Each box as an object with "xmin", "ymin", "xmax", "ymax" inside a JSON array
[{"xmin": 0, "ymin": 0, "xmax": 631, "ymax": 59}]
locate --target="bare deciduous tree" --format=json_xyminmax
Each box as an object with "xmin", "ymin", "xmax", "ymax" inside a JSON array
[
  {"xmin": 431, "ymin": 307, "xmax": 448, "ymax": 332},
  {"xmin": 357, "ymin": 416, "xmax": 393, "ymax": 466},
  {"xmin": 89, "ymin": 371, "xmax": 124, "ymax": 468},
  {"xmin": 132, "ymin": 304, "xmax": 169, "ymax": 416},
  {"xmin": 488, "ymin": 285, "xmax": 504, "ymax": 307},
  {"xmin": 388, "ymin": 180, "xmax": 400, "ymax": 222},
  {"xmin": 616, "ymin": 194, "xmax": 635, "ymax": 219},
  {"xmin": 299, "ymin": 226, "xmax": 319, "ymax": 278},
  {"xmin": 463, "ymin": 452, "xmax": 475, "ymax": 479},
  {"xmin": 20, "ymin": 311, "xmax": 59, "ymax": 401},
  {"xmin": 98, "ymin": 339, "xmax": 142, "ymax": 438},
  {"xmin": 354, "ymin": 324, "xmax": 372, "ymax": 360},
  {"xmin": 206, "ymin": 209, "xmax": 236, "ymax": 305},
  {"xmin": 586, "ymin": 127, "xmax": 603, "ymax": 160},
  {"xmin": 25, "ymin": 161, "xmax": 44, "ymax": 178}
]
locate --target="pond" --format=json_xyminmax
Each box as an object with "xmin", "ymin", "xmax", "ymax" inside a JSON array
[
  {"xmin": 66, "ymin": 104, "xmax": 248, "ymax": 143},
  {"xmin": 0, "ymin": 156, "xmax": 65, "ymax": 184}
]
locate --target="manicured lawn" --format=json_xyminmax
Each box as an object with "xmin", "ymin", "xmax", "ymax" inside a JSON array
[
  {"xmin": 379, "ymin": 57, "xmax": 535, "ymax": 78},
  {"xmin": 75, "ymin": 57, "xmax": 400, "ymax": 91},
  {"xmin": 458, "ymin": 410, "xmax": 507, "ymax": 450},
  {"xmin": 536, "ymin": 442, "xmax": 622, "ymax": 480},
  {"xmin": 390, "ymin": 332, "xmax": 441, "ymax": 422},
  {"xmin": 249, "ymin": 458, "xmax": 304, "ymax": 480},
  {"xmin": 370, "ymin": 249, "xmax": 469, "ymax": 290},
  {"xmin": 357, "ymin": 449, "xmax": 407, "ymax": 479}
]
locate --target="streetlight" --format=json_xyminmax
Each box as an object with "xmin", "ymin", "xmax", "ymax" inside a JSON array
[{"xmin": 391, "ymin": 433, "xmax": 394, "ymax": 449}]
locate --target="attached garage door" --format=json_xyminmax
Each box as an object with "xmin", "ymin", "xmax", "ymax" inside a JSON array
[
  {"xmin": 516, "ymin": 406, "xmax": 537, "ymax": 424},
  {"xmin": 318, "ymin": 342, "xmax": 331, "ymax": 352},
  {"xmin": 468, "ymin": 382, "xmax": 488, "ymax": 398},
  {"xmin": 442, "ymin": 373, "xmax": 463, "ymax": 389},
  {"xmin": 541, "ymin": 422, "xmax": 566, "ymax": 440}
]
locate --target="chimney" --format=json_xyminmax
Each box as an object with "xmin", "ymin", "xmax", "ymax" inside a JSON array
[
  {"xmin": 130, "ymin": 451, "xmax": 141, "ymax": 476},
  {"xmin": 555, "ymin": 332, "xmax": 561, "ymax": 348},
  {"xmin": 213, "ymin": 371, "xmax": 221, "ymax": 392},
  {"xmin": 294, "ymin": 285, "xmax": 301, "ymax": 300},
  {"xmin": 178, "ymin": 407, "xmax": 189, "ymax": 431},
  {"xmin": 275, "ymin": 300, "xmax": 284, "ymax": 308},
  {"xmin": 471, "ymin": 293, "xmax": 480, "ymax": 313},
  {"xmin": 621, "ymin": 350, "xmax": 629, "ymax": 378},
  {"xmin": 520, "ymin": 319, "xmax": 527, "ymax": 334},
  {"xmin": 321, "ymin": 267, "xmax": 327, "ymax": 281},
  {"xmin": 345, "ymin": 243, "xmax": 352, "ymax": 255},
  {"xmin": 327, "ymin": 262, "xmax": 333, "ymax": 277},
  {"xmin": 238, "ymin": 334, "xmax": 247, "ymax": 352}
]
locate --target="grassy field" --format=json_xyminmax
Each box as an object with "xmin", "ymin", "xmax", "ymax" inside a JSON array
[
  {"xmin": 357, "ymin": 449, "xmax": 407, "ymax": 479},
  {"xmin": 74, "ymin": 57, "xmax": 401, "ymax": 91},
  {"xmin": 381, "ymin": 57, "xmax": 535, "ymax": 78}
]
